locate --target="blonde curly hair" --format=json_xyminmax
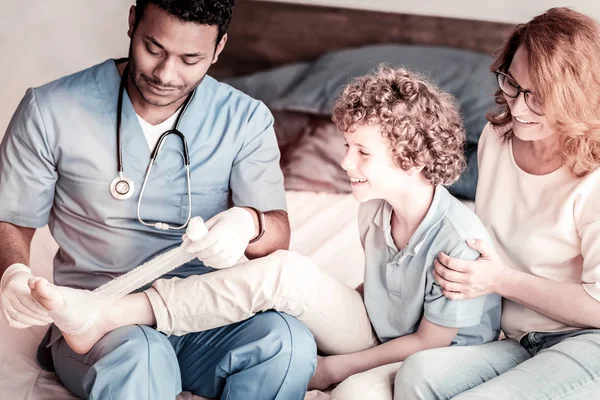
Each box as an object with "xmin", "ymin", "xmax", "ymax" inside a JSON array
[{"xmin": 332, "ymin": 65, "xmax": 466, "ymax": 186}]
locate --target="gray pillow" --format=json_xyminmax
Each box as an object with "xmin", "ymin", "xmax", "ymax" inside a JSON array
[
  {"xmin": 447, "ymin": 144, "xmax": 478, "ymax": 200},
  {"xmin": 271, "ymin": 45, "xmax": 496, "ymax": 145},
  {"xmin": 223, "ymin": 63, "xmax": 314, "ymax": 152},
  {"xmin": 222, "ymin": 62, "xmax": 311, "ymax": 106}
]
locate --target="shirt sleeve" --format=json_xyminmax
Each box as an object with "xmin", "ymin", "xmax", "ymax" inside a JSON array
[
  {"xmin": 0, "ymin": 88, "xmax": 57, "ymax": 228},
  {"xmin": 575, "ymin": 177, "xmax": 600, "ymax": 301},
  {"xmin": 229, "ymin": 101, "xmax": 286, "ymax": 212},
  {"xmin": 423, "ymin": 244, "xmax": 488, "ymax": 328}
]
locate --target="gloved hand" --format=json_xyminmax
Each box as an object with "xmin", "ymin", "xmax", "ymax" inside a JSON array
[
  {"xmin": 0, "ymin": 264, "xmax": 54, "ymax": 328},
  {"xmin": 184, "ymin": 207, "xmax": 256, "ymax": 269}
]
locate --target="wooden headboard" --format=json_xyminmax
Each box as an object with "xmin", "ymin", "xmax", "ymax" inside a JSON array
[{"xmin": 211, "ymin": 0, "xmax": 515, "ymax": 78}]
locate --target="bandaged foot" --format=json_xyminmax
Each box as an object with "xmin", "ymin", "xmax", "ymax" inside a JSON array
[
  {"xmin": 27, "ymin": 217, "xmax": 208, "ymax": 344},
  {"xmin": 29, "ymin": 277, "xmax": 127, "ymax": 354},
  {"xmin": 28, "ymin": 277, "xmax": 103, "ymax": 335}
]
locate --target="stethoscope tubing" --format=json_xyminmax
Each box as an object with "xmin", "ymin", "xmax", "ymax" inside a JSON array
[{"xmin": 112, "ymin": 62, "xmax": 194, "ymax": 230}]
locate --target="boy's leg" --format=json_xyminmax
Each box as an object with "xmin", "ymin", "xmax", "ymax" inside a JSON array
[
  {"xmin": 35, "ymin": 249, "xmax": 375, "ymax": 356},
  {"xmin": 330, "ymin": 362, "xmax": 402, "ymax": 400},
  {"xmin": 393, "ymin": 339, "xmax": 530, "ymax": 400},
  {"xmin": 147, "ymin": 250, "xmax": 378, "ymax": 354},
  {"xmin": 51, "ymin": 325, "xmax": 182, "ymax": 399},
  {"xmin": 171, "ymin": 310, "xmax": 317, "ymax": 400},
  {"xmin": 454, "ymin": 332, "xmax": 600, "ymax": 399}
]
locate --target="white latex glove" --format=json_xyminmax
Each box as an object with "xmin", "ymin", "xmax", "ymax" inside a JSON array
[
  {"xmin": 0, "ymin": 264, "xmax": 54, "ymax": 328},
  {"xmin": 184, "ymin": 207, "xmax": 256, "ymax": 269},
  {"xmin": 184, "ymin": 216, "xmax": 209, "ymax": 242}
]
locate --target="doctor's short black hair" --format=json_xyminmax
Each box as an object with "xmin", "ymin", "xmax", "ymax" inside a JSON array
[{"xmin": 134, "ymin": 0, "xmax": 235, "ymax": 43}]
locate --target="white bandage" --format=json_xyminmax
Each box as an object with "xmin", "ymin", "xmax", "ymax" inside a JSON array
[{"xmin": 47, "ymin": 217, "xmax": 208, "ymax": 335}]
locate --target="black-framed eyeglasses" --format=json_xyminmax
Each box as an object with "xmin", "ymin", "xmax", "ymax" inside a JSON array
[{"xmin": 494, "ymin": 70, "xmax": 545, "ymax": 116}]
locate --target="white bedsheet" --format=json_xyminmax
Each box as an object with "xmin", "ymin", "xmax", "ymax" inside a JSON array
[{"xmin": 0, "ymin": 190, "xmax": 365, "ymax": 400}]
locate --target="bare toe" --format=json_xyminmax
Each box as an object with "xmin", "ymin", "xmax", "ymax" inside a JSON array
[{"xmin": 29, "ymin": 278, "xmax": 65, "ymax": 312}]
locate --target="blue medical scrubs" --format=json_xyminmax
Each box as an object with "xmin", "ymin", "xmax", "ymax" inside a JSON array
[{"xmin": 0, "ymin": 59, "xmax": 316, "ymax": 399}]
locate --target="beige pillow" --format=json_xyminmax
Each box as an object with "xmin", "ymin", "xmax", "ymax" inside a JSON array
[{"xmin": 282, "ymin": 119, "xmax": 351, "ymax": 193}]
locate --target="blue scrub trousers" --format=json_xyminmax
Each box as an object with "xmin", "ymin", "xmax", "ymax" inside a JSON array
[{"xmin": 48, "ymin": 311, "xmax": 317, "ymax": 399}]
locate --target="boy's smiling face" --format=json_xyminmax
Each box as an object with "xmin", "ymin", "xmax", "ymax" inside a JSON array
[{"xmin": 341, "ymin": 124, "xmax": 415, "ymax": 203}]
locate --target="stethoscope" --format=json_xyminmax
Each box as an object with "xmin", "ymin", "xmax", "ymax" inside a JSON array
[{"xmin": 109, "ymin": 65, "xmax": 194, "ymax": 230}]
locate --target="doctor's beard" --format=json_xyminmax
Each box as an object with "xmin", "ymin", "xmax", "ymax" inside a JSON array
[{"xmin": 126, "ymin": 47, "xmax": 204, "ymax": 108}]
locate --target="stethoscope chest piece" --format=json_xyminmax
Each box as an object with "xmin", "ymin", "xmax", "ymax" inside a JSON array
[{"xmin": 110, "ymin": 175, "xmax": 135, "ymax": 200}]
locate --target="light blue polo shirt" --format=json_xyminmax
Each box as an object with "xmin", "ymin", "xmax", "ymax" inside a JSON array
[
  {"xmin": 0, "ymin": 59, "xmax": 286, "ymax": 291},
  {"xmin": 359, "ymin": 186, "xmax": 501, "ymax": 346}
]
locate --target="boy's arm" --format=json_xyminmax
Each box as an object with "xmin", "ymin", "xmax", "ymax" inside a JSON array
[
  {"xmin": 322, "ymin": 244, "xmax": 485, "ymax": 384},
  {"xmin": 324, "ymin": 317, "xmax": 458, "ymax": 385}
]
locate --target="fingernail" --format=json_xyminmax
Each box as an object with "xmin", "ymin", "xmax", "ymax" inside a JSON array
[{"xmin": 467, "ymin": 239, "xmax": 475, "ymax": 245}]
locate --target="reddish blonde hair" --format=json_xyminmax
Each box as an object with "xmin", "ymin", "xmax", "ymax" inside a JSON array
[
  {"xmin": 488, "ymin": 7, "xmax": 600, "ymax": 176},
  {"xmin": 331, "ymin": 65, "xmax": 466, "ymax": 186}
]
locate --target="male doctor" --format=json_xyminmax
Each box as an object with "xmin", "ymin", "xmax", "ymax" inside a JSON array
[{"xmin": 0, "ymin": 1, "xmax": 316, "ymax": 399}]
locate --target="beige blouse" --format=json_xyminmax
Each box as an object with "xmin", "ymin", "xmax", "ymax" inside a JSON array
[{"xmin": 475, "ymin": 123, "xmax": 600, "ymax": 340}]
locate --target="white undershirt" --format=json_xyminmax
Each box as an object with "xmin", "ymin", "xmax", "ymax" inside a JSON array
[{"xmin": 136, "ymin": 107, "xmax": 183, "ymax": 151}]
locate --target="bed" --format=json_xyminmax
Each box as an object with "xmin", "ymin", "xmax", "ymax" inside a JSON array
[{"xmin": 0, "ymin": 1, "xmax": 512, "ymax": 398}]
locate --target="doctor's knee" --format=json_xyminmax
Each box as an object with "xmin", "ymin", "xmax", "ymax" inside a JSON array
[
  {"xmin": 258, "ymin": 311, "xmax": 317, "ymax": 381},
  {"xmin": 80, "ymin": 325, "xmax": 180, "ymax": 397}
]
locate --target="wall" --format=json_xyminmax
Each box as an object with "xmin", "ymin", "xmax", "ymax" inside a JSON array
[
  {"xmin": 1, "ymin": 1, "xmax": 131, "ymax": 135},
  {"xmin": 260, "ymin": 0, "xmax": 600, "ymax": 24}
]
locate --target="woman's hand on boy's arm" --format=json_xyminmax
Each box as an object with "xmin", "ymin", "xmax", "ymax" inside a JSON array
[
  {"xmin": 308, "ymin": 318, "xmax": 458, "ymax": 390},
  {"xmin": 434, "ymin": 239, "xmax": 510, "ymax": 299},
  {"xmin": 435, "ymin": 237, "xmax": 600, "ymax": 329}
]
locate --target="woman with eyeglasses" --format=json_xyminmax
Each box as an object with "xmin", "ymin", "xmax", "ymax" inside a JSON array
[{"xmin": 393, "ymin": 7, "xmax": 600, "ymax": 399}]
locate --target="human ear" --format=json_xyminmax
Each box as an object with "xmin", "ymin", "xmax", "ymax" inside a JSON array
[
  {"xmin": 212, "ymin": 34, "xmax": 228, "ymax": 64},
  {"xmin": 127, "ymin": 6, "xmax": 136, "ymax": 39},
  {"xmin": 407, "ymin": 165, "xmax": 425, "ymax": 176}
]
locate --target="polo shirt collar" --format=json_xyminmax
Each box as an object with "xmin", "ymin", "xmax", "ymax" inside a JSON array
[{"xmin": 373, "ymin": 185, "xmax": 451, "ymax": 256}]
